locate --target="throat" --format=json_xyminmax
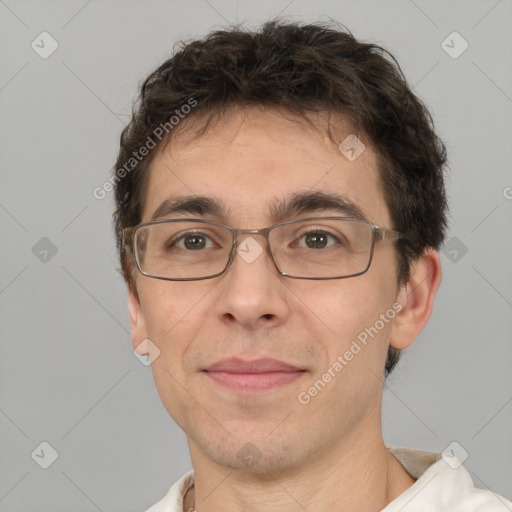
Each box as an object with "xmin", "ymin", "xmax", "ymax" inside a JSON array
[{"xmin": 183, "ymin": 483, "xmax": 195, "ymax": 512}]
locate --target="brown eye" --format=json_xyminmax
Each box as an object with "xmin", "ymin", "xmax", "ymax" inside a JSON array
[
  {"xmin": 305, "ymin": 232, "xmax": 329, "ymax": 249},
  {"xmin": 183, "ymin": 234, "xmax": 207, "ymax": 250},
  {"xmin": 297, "ymin": 230, "xmax": 338, "ymax": 249}
]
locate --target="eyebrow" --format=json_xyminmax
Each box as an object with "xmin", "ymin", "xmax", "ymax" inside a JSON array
[
  {"xmin": 150, "ymin": 196, "xmax": 227, "ymax": 221},
  {"xmin": 149, "ymin": 191, "xmax": 367, "ymax": 223},
  {"xmin": 270, "ymin": 191, "xmax": 366, "ymax": 223}
]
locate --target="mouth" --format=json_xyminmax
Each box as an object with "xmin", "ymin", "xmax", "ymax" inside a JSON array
[{"xmin": 202, "ymin": 357, "xmax": 307, "ymax": 393}]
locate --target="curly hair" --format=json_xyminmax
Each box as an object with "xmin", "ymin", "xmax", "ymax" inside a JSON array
[{"xmin": 112, "ymin": 20, "xmax": 448, "ymax": 376}]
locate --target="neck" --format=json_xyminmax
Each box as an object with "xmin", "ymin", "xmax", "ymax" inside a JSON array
[{"xmin": 184, "ymin": 429, "xmax": 415, "ymax": 512}]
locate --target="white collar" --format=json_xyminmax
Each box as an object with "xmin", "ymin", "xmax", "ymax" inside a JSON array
[{"xmin": 145, "ymin": 446, "xmax": 512, "ymax": 511}]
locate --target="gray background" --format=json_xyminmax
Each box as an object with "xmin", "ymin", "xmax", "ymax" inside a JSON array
[{"xmin": 1, "ymin": 0, "xmax": 511, "ymax": 510}]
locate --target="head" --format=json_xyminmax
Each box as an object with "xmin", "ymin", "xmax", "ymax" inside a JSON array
[{"xmin": 113, "ymin": 21, "xmax": 446, "ymax": 472}]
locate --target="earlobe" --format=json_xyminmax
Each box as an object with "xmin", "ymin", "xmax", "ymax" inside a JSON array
[
  {"xmin": 127, "ymin": 287, "xmax": 149, "ymax": 352},
  {"xmin": 389, "ymin": 249, "xmax": 442, "ymax": 350}
]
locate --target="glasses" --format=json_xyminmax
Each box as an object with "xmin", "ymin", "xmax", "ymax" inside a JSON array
[{"xmin": 122, "ymin": 217, "xmax": 404, "ymax": 281}]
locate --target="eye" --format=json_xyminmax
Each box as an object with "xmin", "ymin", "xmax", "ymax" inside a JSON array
[
  {"xmin": 170, "ymin": 232, "xmax": 215, "ymax": 250},
  {"xmin": 297, "ymin": 230, "xmax": 338, "ymax": 249}
]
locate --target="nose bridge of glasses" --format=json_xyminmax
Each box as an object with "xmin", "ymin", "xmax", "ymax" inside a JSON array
[
  {"xmin": 231, "ymin": 227, "xmax": 270, "ymax": 246},
  {"xmin": 228, "ymin": 227, "xmax": 274, "ymax": 267}
]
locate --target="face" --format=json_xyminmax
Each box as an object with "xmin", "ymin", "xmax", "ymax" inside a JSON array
[{"xmin": 128, "ymin": 107, "xmax": 406, "ymax": 473}]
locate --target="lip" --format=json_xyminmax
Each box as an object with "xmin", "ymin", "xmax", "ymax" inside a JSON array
[
  {"xmin": 202, "ymin": 357, "xmax": 306, "ymax": 393},
  {"xmin": 204, "ymin": 357, "xmax": 302, "ymax": 373}
]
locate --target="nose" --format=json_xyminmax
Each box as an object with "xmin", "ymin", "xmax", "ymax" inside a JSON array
[{"xmin": 215, "ymin": 235, "xmax": 290, "ymax": 331}]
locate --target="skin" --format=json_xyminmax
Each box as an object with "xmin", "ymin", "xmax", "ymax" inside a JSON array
[{"xmin": 127, "ymin": 106, "xmax": 442, "ymax": 512}]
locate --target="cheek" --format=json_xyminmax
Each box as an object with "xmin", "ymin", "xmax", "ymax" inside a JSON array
[
  {"xmin": 299, "ymin": 276, "xmax": 395, "ymax": 360},
  {"xmin": 138, "ymin": 281, "xmax": 210, "ymax": 357},
  {"xmin": 302, "ymin": 278, "xmax": 375, "ymax": 331},
  {"xmin": 138, "ymin": 282, "xmax": 211, "ymax": 428}
]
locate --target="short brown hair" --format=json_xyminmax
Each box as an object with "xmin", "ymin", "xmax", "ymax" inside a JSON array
[{"xmin": 112, "ymin": 20, "xmax": 448, "ymax": 375}]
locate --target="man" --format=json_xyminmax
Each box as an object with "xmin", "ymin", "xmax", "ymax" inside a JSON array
[{"xmin": 112, "ymin": 20, "xmax": 512, "ymax": 512}]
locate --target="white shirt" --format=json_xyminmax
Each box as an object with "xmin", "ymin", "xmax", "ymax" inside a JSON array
[{"xmin": 145, "ymin": 447, "xmax": 512, "ymax": 512}]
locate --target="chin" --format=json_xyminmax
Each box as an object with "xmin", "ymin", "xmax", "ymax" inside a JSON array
[{"xmin": 196, "ymin": 429, "xmax": 310, "ymax": 475}]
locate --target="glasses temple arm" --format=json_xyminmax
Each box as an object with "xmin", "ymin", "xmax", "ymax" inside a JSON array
[
  {"xmin": 377, "ymin": 227, "xmax": 404, "ymax": 241},
  {"xmin": 121, "ymin": 228, "xmax": 134, "ymax": 250}
]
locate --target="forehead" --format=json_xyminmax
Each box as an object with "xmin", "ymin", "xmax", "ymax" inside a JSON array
[{"xmin": 142, "ymin": 107, "xmax": 391, "ymax": 227}]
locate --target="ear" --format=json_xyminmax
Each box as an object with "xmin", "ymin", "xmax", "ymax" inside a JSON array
[
  {"xmin": 128, "ymin": 286, "xmax": 149, "ymax": 353},
  {"xmin": 390, "ymin": 248, "xmax": 442, "ymax": 350}
]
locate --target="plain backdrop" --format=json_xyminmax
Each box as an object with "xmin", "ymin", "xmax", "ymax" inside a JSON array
[{"xmin": 1, "ymin": 0, "xmax": 511, "ymax": 510}]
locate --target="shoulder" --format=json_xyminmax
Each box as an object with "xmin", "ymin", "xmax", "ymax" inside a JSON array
[
  {"xmin": 144, "ymin": 471, "xmax": 195, "ymax": 512},
  {"xmin": 385, "ymin": 446, "xmax": 512, "ymax": 511}
]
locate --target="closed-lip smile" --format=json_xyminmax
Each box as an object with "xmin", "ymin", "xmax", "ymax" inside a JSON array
[{"xmin": 202, "ymin": 357, "xmax": 306, "ymax": 393}]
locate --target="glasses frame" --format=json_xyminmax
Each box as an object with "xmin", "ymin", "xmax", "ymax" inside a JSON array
[{"xmin": 122, "ymin": 217, "xmax": 404, "ymax": 281}]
